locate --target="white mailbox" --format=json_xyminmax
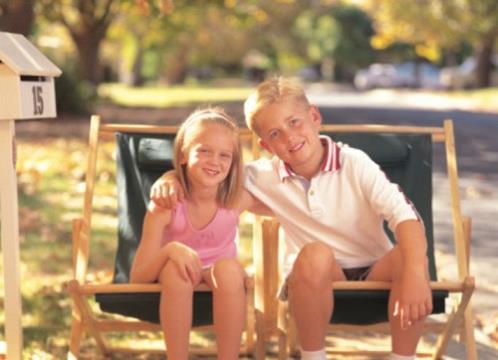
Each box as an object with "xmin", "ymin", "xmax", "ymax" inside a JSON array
[
  {"xmin": 0, "ymin": 31, "xmax": 61, "ymax": 360},
  {"xmin": 0, "ymin": 31, "xmax": 62, "ymax": 120}
]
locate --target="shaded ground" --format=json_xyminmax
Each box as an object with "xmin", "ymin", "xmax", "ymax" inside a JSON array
[{"xmin": 15, "ymin": 89, "xmax": 498, "ymax": 358}]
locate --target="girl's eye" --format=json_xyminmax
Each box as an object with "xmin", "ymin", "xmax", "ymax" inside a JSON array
[{"xmin": 221, "ymin": 152, "xmax": 232, "ymax": 159}]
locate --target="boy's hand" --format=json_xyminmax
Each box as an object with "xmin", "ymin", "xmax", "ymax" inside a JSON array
[
  {"xmin": 394, "ymin": 269, "xmax": 432, "ymax": 330},
  {"xmin": 164, "ymin": 242, "xmax": 202, "ymax": 284},
  {"xmin": 150, "ymin": 171, "xmax": 185, "ymax": 209}
]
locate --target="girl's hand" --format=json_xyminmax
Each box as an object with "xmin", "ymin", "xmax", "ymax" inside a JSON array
[{"xmin": 164, "ymin": 242, "xmax": 202, "ymax": 284}]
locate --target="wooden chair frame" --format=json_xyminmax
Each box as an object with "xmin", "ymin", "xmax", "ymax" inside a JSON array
[
  {"xmin": 253, "ymin": 119, "xmax": 477, "ymax": 359},
  {"xmin": 65, "ymin": 115, "xmax": 261, "ymax": 359}
]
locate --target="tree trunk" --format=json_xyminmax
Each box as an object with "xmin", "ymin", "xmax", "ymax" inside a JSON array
[
  {"xmin": 475, "ymin": 31, "xmax": 497, "ymax": 88},
  {"xmin": 70, "ymin": 29, "xmax": 107, "ymax": 85},
  {"xmin": 165, "ymin": 46, "xmax": 189, "ymax": 85},
  {"xmin": 0, "ymin": 0, "xmax": 34, "ymax": 35},
  {"xmin": 131, "ymin": 42, "xmax": 145, "ymax": 87}
]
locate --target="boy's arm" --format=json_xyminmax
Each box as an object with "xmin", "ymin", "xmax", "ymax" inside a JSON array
[
  {"xmin": 394, "ymin": 219, "xmax": 433, "ymax": 329},
  {"xmin": 235, "ymin": 188, "xmax": 274, "ymax": 216},
  {"xmin": 150, "ymin": 170, "xmax": 185, "ymax": 208}
]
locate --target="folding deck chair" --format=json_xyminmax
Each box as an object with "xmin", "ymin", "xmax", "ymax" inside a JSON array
[
  {"xmin": 65, "ymin": 115, "xmax": 260, "ymax": 358},
  {"xmin": 254, "ymin": 120, "xmax": 476, "ymax": 359}
]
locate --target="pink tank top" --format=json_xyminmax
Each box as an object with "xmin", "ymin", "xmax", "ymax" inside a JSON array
[{"xmin": 162, "ymin": 202, "xmax": 239, "ymax": 267}]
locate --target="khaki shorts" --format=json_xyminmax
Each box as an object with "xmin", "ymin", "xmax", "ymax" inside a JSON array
[{"xmin": 278, "ymin": 265, "xmax": 372, "ymax": 301}]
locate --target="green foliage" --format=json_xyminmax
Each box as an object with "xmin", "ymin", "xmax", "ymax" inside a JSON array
[
  {"xmin": 293, "ymin": 3, "xmax": 376, "ymax": 80},
  {"xmin": 54, "ymin": 65, "xmax": 97, "ymax": 114}
]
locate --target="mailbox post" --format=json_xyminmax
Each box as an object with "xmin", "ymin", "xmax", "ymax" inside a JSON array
[{"xmin": 0, "ymin": 31, "xmax": 61, "ymax": 359}]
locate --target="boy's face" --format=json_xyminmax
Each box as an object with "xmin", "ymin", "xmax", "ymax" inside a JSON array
[{"xmin": 256, "ymin": 99, "xmax": 323, "ymax": 174}]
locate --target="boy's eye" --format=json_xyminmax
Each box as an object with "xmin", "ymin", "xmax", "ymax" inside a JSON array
[
  {"xmin": 269, "ymin": 130, "xmax": 279, "ymax": 140},
  {"xmin": 290, "ymin": 118, "xmax": 299, "ymax": 126}
]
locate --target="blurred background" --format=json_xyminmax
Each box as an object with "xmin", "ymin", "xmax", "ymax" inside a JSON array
[
  {"xmin": 2, "ymin": 0, "xmax": 498, "ymax": 358},
  {"xmin": 2, "ymin": 0, "xmax": 498, "ymax": 115}
]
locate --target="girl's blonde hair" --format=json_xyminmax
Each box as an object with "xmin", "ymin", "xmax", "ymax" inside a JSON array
[
  {"xmin": 173, "ymin": 107, "xmax": 243, "ymax": 207},
  {"xmin": 244, "ymin": 76, "xmax": 310, "ymax": 135}
]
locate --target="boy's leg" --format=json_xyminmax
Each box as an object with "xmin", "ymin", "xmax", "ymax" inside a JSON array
[
  {"xmin": 287, "ymin": 242, "xmax": 346, "ymax": 352},
  {"xmin": 203, "ymin": 258, "xmax": 246, "ymax": 360},
  {"xmin": 366, "ymin": 246, "xmax": 427, "ymax": 356},
  {"xmin": 159, "ymin": 261, "xmax": 200, "ymax": 360}
]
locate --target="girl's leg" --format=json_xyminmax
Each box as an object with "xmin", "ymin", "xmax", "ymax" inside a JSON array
[
  {"xmin": 288, "ymin": 241, "xmax": 346, "ymax": 352},
  {"xmin": 367, "ymin": 246, "xmax": 426, "ymax": 356},
  {"xmin": 202, "ymin": 258, "xmax": 246, "ymax": 360},
  {"xmin": 159, "ymin": 261, "xmax": 201, "ymax": 360}
]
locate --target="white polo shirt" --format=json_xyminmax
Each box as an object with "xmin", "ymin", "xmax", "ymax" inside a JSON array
[{"xmin": 245, "ymin": 135, "xmax": 420, "ymax": 277}]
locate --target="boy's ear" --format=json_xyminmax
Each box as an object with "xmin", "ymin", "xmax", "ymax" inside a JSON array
[
  {"xmin": 258, "ymin": 138, "xmax": 273, "ymax": 154},
  {"xmin": 309, "ymin": 105, "xmax": 322, "ymax": 127}
]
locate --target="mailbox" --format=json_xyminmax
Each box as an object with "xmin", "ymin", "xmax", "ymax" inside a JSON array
[
  {"xmin": 0, "ymin": 31, "xmax": 61, "ymax": 360},
  {"xmin": 0, "ymin": 31, "xmax": 62, "ymax": 120}
]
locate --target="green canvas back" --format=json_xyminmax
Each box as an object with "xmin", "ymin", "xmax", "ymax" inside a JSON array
[{"xmin": 95, "ymin": 132, "xmax": 213, "ymax": 326}]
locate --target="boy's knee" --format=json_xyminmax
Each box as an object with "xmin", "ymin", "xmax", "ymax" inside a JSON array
[
  {"xmin": 211, "ymin": 258, "xmax": 245, "ymax": 293},
  {"xmin": 293, "ymin": 242, "xmax": 336, "ymax": 284}
]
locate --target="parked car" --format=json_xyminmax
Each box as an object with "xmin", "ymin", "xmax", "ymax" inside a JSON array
[
  {"xmin": 354, "ymin": 62, "xmax": 441, "ymax": 90},
  {"xmin": 395, "ymin": 62, "xmax": 442, "ymax": 89},
  {"xmin": 440, "ymin": 56, "xmax": 498, "ymax": 89},
  {"xmin": 353, "ymin": 63, "xmax": 401, "ymax": 90}
]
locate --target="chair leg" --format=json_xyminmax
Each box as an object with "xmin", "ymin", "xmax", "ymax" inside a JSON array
[
  {"xmin": 278, "ymin": 301, "xmax": 289, "ymax": 360},
  {"xmin": 246, "ymin": 280, "xmax": 256, "ymax": 355},
  {"xmin": 254, "ymin": 309, "xmax": 266, "ymax": 360},
  {"xmin": 461, "ymin": 305, "xmax": 478, "ymax": 360},
  {"xmin": 67, "ymin": 316, "xmax": 83, "ymax": 360},
  {"xmin": 433, "ymin": 277, "xmax": 475, "ymax": 359},
  {"xmin": 66, "ymin": 280, "xmax": 109, "ymax": 356}
]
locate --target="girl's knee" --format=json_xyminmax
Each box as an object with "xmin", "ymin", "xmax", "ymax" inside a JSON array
[
  {"xmin": 210, "ymin": 258, "xmax": 245, "ymax": 293},
  {"xmin": 159, "ymin": 262, "xmax": 196, "ymax": 291}
]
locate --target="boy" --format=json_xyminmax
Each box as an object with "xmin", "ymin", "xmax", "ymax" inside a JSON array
[{"xmin": 151, "ymin": 77, "xmax": 432, "ymax": 360}]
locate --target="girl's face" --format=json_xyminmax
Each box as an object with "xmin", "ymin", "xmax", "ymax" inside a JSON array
[{"xmin": 182, "ymin": 123, "xmax": 236, "ymax": 192}]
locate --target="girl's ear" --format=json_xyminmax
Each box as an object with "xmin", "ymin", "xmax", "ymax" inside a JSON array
[{"xmin": 180, "ymin": 149, "xmax": 188, "ymax": 164}]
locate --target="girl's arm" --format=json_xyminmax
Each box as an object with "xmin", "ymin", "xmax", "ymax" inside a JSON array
[{"xmin": 129, "ymin": 203, "xmax": 172, "ymax": 283}]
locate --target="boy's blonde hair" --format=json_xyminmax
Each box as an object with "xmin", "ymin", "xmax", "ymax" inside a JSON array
[
  {"xmin": 173, "ymin": 107, "xmax": 243, "ymax": 208},
  {"xmin": 244, "ymin": 76, "xmax": 310, "ymax": 135}
]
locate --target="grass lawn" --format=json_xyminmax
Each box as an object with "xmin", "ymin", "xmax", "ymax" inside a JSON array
[
  {"xmin": 450, "ymin": 87, "xmax": 498, "ymax": 111},
  {"xmin": 98, "ymin": 82, "xmax": 253, "ymax": 108}
]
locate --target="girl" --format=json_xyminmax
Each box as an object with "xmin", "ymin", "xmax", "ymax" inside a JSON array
[{"xmin": 130, "ymin": 107, "xmax": 264, "ymax": 360}]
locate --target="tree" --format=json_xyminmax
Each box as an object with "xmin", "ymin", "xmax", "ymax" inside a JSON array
[
  {"xmin": 365, "ymin": 0, "xmax": 498, "ymax": 88},
  {"xmin": 0, "ymin": 0, "xmax": 35, "ymax": 35},
  {"xmin": 42, "ymin": 0, "xmax": 119, "ymax": 85},
  {"xmin": 294, "ymin": 3, "xmax": 375, "ymax": 81}
]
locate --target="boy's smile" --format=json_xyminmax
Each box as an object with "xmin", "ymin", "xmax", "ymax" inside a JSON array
[{"xmin": 256, "ymin": 99, "xmax": 324, "ymax": 179}]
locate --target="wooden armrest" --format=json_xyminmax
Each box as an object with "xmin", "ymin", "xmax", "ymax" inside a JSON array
[
  {"xmin": 332, "ymin": 278, "xmax": 474, "ymax": 293},
  {"xmin": 65, "ymin": 276, "xmax": 255, "ymax": 295}
]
